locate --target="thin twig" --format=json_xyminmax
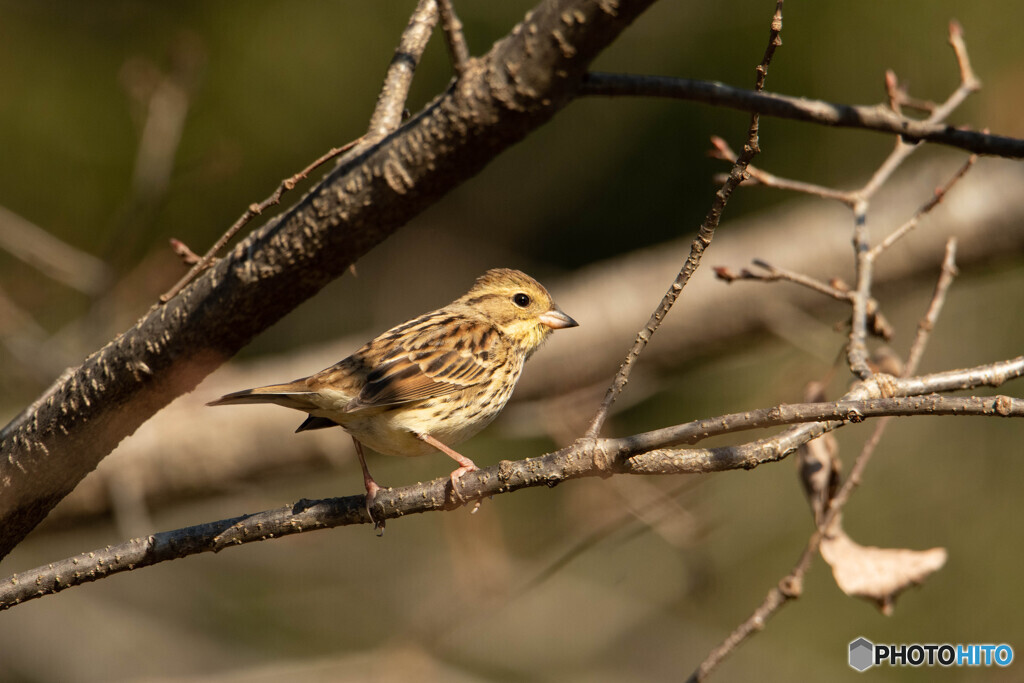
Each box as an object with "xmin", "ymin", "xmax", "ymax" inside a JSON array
[
  {"xmin": 847, "ymin": 236, "xmax": 876, "ymax": 379},
  {"xmin": 847, "ymin": 154, "xmax": 976, "ymax": 376},
  {"xmin": 716, "ymin": 259, "xmax": 853, "ymax": 302},
  {"xmin": 853, "ymin": 21, "xmax": 980, "ymax": 212},
  {"xmin": 584, "ymin": 1, "xmax": 784, "ymax": 439},
  {"xmin": 710, "ymin": 136, "xmax": 854, "ymax": 204},
  {"xmin": 693, "ymin": 20, "xmax": 991, "ymax": 218},
  {"xmin": 947, "ymin": 19, "xmax": 981, "ymax": 93},
  {"xmin": 366, "ymin": 0, "xmax": 439, "ymax": 139},
  {"xmin": 906, "ymin": 238, "xmax": 958, "ymax": 374},
  {"xmin": 437, "ymin": 0, "xmax": 471, "ymax": 77},
  {"xmin": 711, "ymin": 22, "xmax": 979, "ymax": 380},
  {"xmin": 169, "ymin": 238, "xmax": 201, "ymax": 265},
  {"xmin": 825, "ymin": 238, "xmax": 959, "ymax": 515},
  {"xmin": 158, "ymin": 141, "xmax": 358, "ymax": 304},
  {"xmin": 884, "ymin": 69, "xmax": 903, "ymax": 116},
  {"xmin": 885, "ymin": 70, "xmax": 938, "ymax": 115},
  {"xmin": 715, "ymin": 259, "xmax": 894, "ymax": 341},
  {"xmin": 869, "ymin": 155, "xmax": 977, "ymax": 258},
  {"xmin": 831, "ymin": 238, "xmax": 959, "ymax": 517}
]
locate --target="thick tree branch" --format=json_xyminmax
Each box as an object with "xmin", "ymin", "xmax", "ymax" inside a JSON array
[
  {"xmin": 0, "ymin": 0, "xmax": 660, "ymax": 561},
  {"xmin": 159, "ymin": 0, "xmax": 439, "ymax": 304}
]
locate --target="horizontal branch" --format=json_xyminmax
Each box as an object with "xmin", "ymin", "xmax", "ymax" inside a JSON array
[
  {"xmin": 613, "ymin": 393, "xmax": 1023, "ymax": 453},
  {"xmin": 3, "ymin": 376, "xmax": 1020, "ymax": 610},
  {"xmin": 579, "ymin": 72, "xmax": 1024, "ymax": 158}
]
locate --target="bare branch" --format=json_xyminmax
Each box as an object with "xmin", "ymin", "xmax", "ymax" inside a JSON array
[
  {"xmin": 158, "ymin": 141, "xmax": 357, "ymax": 303},
  {"xmin": 717, "ymin": 259, "xmax": 852, "ymax": 303},
  {"xmin": 366, "ymin": 0, "xmax": 439, "ymax": 139},
  {"xmin": 579, "ymin": 73, "xmax": 1016, "ymax": 158},
  {"xmin": 3, "ymin": 382, "xmax": 1021, "ymax": 611},
  {"xmin": 614, "ymin": 394, "xmax": 1024, "ymax": 453},
  {"xmin": 716, "ymin": 259, "xmax": 895, "ymax": 341},
  {"xmin": 437, "ymin": 0, "xmax": 471, "ymax": 77},
  {"xmin": 168, "ymin": 238, "xmax": 202, "ymax": 265},
  {"xmin": 906, "ymin": 238, "xmax": 958, "ymax": 374},
  {"xmin": 947, "ymin": 19, "xmax": 982, "ymax": 97},
  {"xmin": 830, "ymin": 239, "xmax": 960, "ymax": 526},
  {"xmin": 692, "ymin": 238, "xmax": 965, "ymax": 678},
  {"xmin": 709, "ymin": 136, "xmax": 855, "ymax": 204},
  {"xmin": 584, "ymin": 0, "xmax": 784, "ymax": 438},
  {"xmin": 869, "ymin": 155, "xmax": 977, "ymax": 258},
  {"xmin": 848, "ymin": 154, "xmax": 976, "ymax": 377}
]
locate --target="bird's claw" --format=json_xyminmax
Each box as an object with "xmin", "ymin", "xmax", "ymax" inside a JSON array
[
  {"xmin": 364, "ymin": 484, "xmax": 385, "ymax": 536},
  {"xmin": 449, "ymin": 465, "xmax": 479, "ymax": 505}
]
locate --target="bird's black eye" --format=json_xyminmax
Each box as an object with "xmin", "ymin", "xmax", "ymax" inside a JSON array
[{"xmin": 512, "ymin": 292, "xmax": 531, "ymax": 308}]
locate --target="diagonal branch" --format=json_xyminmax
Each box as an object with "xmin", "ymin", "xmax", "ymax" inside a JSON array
[
  {"xmin": 159, "ymin": 0, "xmax": 440, "ymax": 304},
  {"xmin": 0, "ymin": 0, "xmax": 661, "ymax": 561},
  {"xmin": 847, "ymin": 153, "xmax": 977, "ymax": 378},
  {"xmin": 437, "ymin": 0, "xmax": 471, "ymax": 77},
  {"xmin": 869, "ymin": 156, "xmax": 977, "ymax": 258},
  {"xmin": 905, "ymin": 238, "xmax": 958, "ymax": 374},
  {"xmin": 366, "ymin": 0, "xmax": 440, "ymax": 139},
  {"xmin": 158, "ymin": 141, "xmax": 359, "ymax": 303},
  {"xmin": 584, "ymin": 0, "xmax": 784, "ymax": 438}
]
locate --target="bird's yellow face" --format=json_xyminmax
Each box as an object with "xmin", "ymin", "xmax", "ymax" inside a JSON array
[{"xmin": 458, "ymin": 268, "xmax": 577, "ymax": 355}]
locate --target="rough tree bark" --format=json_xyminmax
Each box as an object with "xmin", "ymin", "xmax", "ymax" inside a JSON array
[{"xmin": 0, "ymin": 0, "xmax": 659, "ymax": 560}]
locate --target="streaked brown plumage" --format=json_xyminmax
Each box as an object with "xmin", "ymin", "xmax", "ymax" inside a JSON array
[{"xmin": 209, "ymin": 268, "xmax": 577, "ymax": 521}]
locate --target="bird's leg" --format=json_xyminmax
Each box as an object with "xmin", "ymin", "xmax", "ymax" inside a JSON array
[
  {"xmin": 352, "ymin": 437, "xmax": 384, "ymax": 533},
  {"xmin": 415, "ymin": 432, "xmax": 478, "ymax": 503}
]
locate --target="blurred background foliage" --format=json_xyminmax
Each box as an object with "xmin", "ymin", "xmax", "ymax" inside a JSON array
[{"xmin": 1, "ymin": 1, "xmax": 1023, "ymax": 681}]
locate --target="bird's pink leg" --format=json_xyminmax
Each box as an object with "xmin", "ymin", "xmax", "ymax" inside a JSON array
[
  {"xmin": 416, "ymin": 432, "xmax": 478, "ymax": 502},
  {"xmin": 352, "ymin": 438, "xmax": 384, "ymax": 532}
]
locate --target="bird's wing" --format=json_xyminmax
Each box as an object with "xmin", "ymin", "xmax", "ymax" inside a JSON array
[{"xmin": 316, "ymin": 313, "xmax": 505, "ymax": 412}]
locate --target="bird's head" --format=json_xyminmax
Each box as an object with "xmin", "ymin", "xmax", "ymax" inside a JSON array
[{"xmin": 459, "ymin": 268, "xmax": 578, "ymax": 354}]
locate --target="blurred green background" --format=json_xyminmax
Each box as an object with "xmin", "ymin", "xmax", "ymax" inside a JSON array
[{"xmin": 2, "ymin": 1, "xmax": 1023, "ymax": 681}]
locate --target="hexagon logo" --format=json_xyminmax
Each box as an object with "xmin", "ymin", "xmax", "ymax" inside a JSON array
[{"xmin": 849, "ymin": 637, "xmax": 874, "ymax": 671}]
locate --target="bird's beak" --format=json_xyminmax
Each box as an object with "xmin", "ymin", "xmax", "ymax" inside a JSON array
[{"xmin": 539, "ymin": 308, "xmax": 579, "ymax": 329}]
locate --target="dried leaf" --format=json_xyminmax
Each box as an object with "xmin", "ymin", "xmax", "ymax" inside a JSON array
[
  {"xmin": 798, "ymin": 433, "xmax": 839, "ymax": 527},
  {"xmin": 820, "ymin": 530, "xmax": 947, "ymax": 615},
  {"xmin": 797, "ymin": 382, "xmax": 841, "ymax": 527}
]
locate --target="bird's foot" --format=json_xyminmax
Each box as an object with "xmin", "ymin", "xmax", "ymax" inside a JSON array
[
  {"xmin": 449, "ymin": 463, "xmax": 479, "ymax": 504},
  {"xmin": 364, "ymin": 480, "xmax": 385, "ymax": 535}
]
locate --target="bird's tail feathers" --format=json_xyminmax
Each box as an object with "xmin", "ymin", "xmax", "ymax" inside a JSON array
[{"xmin": 207, "ymin": 381, "xmax": 317, "ymax": 411}]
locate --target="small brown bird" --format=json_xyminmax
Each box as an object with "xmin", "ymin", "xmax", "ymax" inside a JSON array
[{"xmin": 209, "ymin": 268, "xmax": 577, "ymax": 520}]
